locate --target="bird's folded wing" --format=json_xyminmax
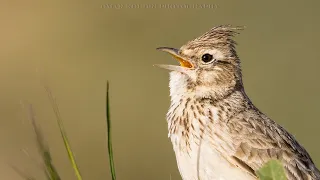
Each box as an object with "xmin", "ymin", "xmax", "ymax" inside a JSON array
[{"xmin": 219, "ymin": 111, "xmax": 320, "ymax": 180}]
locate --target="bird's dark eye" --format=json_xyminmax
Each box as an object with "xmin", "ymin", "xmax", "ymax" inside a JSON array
[{"xmin": 201, "ymin": 53, "xmax": 214, "ymax": 63}]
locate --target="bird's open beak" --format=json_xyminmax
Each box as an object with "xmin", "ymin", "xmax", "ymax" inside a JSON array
[{"xmin": 155, "ymin": 47, "xmax": 194, "ymax": 71}]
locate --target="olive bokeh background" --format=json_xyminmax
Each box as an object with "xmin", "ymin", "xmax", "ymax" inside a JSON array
[{"xmin": 1, "ymin": 0, "xmax": 320, "ymax": 179}]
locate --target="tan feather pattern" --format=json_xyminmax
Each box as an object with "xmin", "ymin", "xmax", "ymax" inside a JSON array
[{"xmin": 158, "ymin": 25, "xmax": 320, "ymax": 180}]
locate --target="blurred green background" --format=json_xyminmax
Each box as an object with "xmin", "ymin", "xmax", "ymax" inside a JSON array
[{"xmin": 0, "ymin": 0, "xmax": 319, "ymax": 179}]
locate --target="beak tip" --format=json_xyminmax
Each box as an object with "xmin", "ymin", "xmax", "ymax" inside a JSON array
[
  {"xmin": 155, "ymin": 47, "xmax": 194, "ymax": 68},
  {"xmin": 156, "ymin": 47, "xmax": 180, "ymax": 55},
  {"xmin": 156, "ymin": 47, "xmax": 166, "ymax": 51}
]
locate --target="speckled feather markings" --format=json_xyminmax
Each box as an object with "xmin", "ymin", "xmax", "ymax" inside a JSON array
[{"xmin": 159, "ymin": 25, "xmax": 320, "ymax": 180}]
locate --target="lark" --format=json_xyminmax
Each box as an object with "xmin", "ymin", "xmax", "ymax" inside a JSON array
[{"xmin": 155, "ymin": 25, "xmax": 320, "ymax": 180}]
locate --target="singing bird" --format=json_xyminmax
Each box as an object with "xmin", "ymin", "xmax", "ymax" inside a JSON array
[{"xmin": 155, "ymin": 25, "xmax": 320, "ymax": 180}]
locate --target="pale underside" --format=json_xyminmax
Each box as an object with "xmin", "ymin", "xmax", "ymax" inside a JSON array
[
  {"xmin": 169, "ymin": 98, "xmax": 257, "ymax": 180},
  {"xmin": 167, "ymin": 72, "xmax": 319, "ymax": 180},
  {"xmin": 171, "ymin": 133, "xmax": 256, "ymax": 180}
]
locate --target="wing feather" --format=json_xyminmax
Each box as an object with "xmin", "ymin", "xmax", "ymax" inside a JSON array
[{"xmin": 219, "ymin": 109, "xmax": 320, "ymax": 180}]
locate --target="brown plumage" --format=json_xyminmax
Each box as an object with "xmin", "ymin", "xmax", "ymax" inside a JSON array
[{"xmin": 156, "ymin": 25, "xmax": 320, "ymax": 180}]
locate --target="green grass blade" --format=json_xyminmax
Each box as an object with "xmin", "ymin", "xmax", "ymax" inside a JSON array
[
  {"xmin": 28, "ymin": 104, "xmax": 61, "ymax": 180},
  {"xmin": 106, "ymin": 81, "xmax": 116, "ymax": 180},
  {"xmin": 257, "ymin": 159, "xmax": 287, "ymax": 180},
  {"xmin": 44, "ymin": 87, "xmax": 83, "ymax": 180}
]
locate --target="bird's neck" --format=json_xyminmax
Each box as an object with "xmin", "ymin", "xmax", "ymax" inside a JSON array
[
  {"xmin": 167, "ymin": 71, "xmax": 251, "ymax": 148},
  {"xmin": 168, "ymin": 71, "xmax": 244, "ymax": 103}
]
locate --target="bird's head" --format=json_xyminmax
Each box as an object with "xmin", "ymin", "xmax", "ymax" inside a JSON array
[{"xmin": 156, "ymin": 25, "xmax": 244, "ymax": 100}]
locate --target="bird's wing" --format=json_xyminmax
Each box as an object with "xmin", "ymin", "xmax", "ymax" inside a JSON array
[{"xmin": 221, "ymin": 109, "xmax": 320, "ymax": 180}]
